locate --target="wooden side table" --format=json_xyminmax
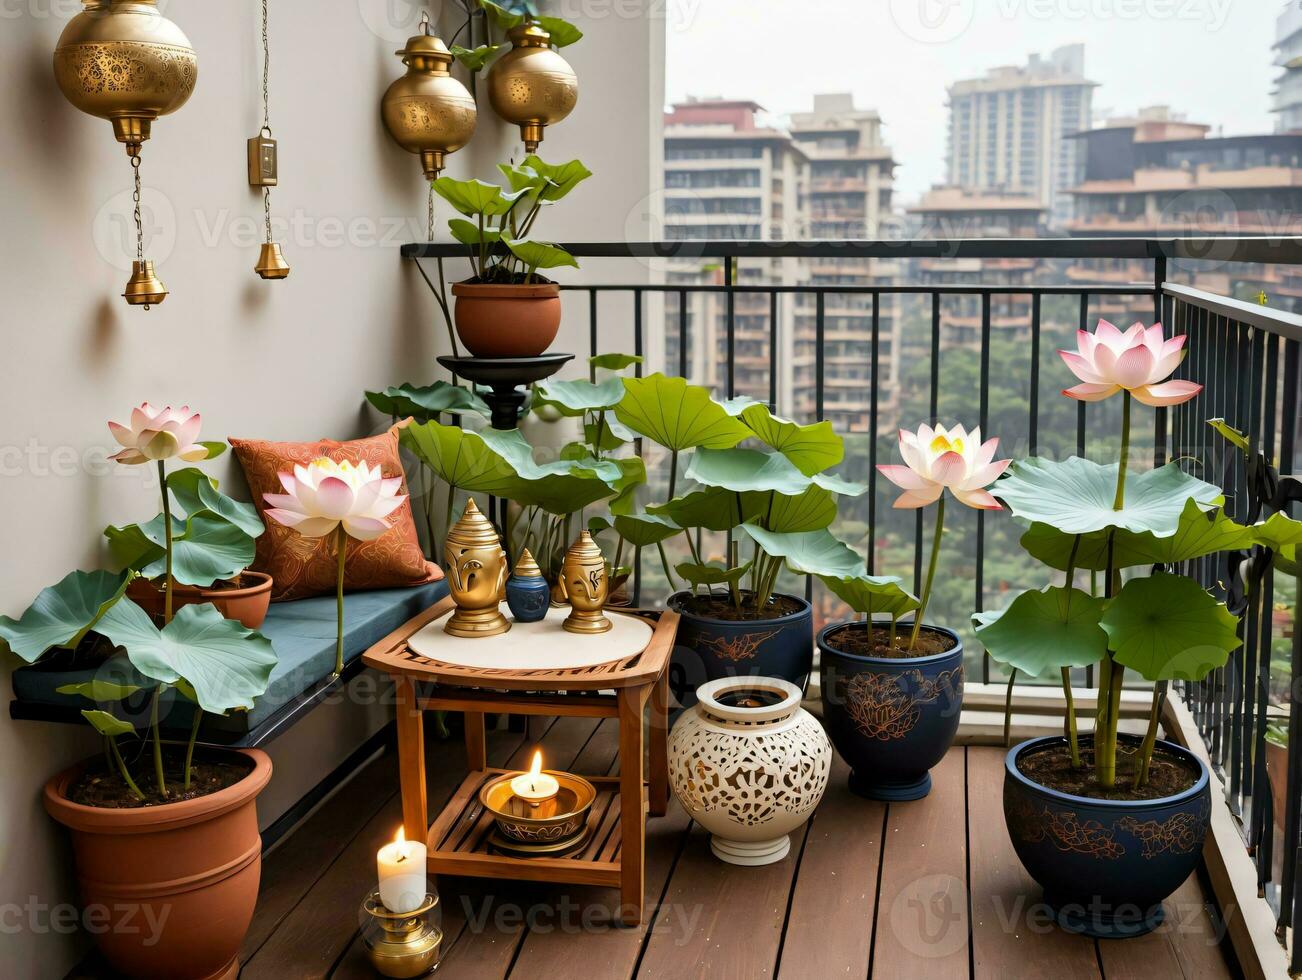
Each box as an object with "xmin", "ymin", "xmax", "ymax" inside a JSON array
[{"xmin": 362, "ymin": 596, "xmax": 678, "ymax": 925}]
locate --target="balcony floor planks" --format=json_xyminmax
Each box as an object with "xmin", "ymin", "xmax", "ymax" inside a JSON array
[{"xmin": 67, "ymin": 739, "xmax": 1240, "ymax": 980}]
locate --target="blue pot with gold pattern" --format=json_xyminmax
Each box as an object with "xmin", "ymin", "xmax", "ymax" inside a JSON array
[
  {"xmin": 505, "ymin": 549, "xmax": 550, "ymax": 623},
  {"xmin": 817, "ymin": 620, "xmax": 963, "ymax": 802},
  {"xmin": 1003, "ymin": 733, "xmax": 1210, "ymax": 939}
]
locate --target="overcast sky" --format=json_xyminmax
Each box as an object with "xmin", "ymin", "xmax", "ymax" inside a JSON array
[{"xmin": 664, "ymin": 0, "xmax": 1279, "ymax": 203}]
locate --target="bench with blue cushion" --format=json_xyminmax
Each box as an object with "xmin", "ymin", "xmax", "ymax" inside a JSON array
[{"xmin": 8, "ymin": 580, "xmax": 448, "ymax": 746}]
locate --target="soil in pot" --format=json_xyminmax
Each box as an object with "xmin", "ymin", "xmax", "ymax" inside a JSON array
[
  {"xmin": 1017, "ymin": 742, "xmax": 1200, "ymax": 802},
  {"xmin": 67, "ymin": 747, "xmax": 253, "ymax": 809},
  {"xmin": 823, "ymin": 622, "xmax": 955, "ymax": 658},
  {"xmin": 461, "ymin": 272, "xmax": 557, "ymax": 286},
  {"xmin": 676, "ymin": 592, "xmax": 805, "ymax": 622}
]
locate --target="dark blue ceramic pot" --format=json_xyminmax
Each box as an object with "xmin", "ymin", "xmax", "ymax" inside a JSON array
[
  {"xmin": 667, "ymin": 591, "xmax": 812, "ymax": 703},
  {"xmin": 817, "ymin": 621, "xmax": 964, "ymax": 801},
  {"xmin": 505, "ymin": 573, "xmax": 550, "ymax": 623},
  {"xmin": 1004, "ymin": 734, "xmax": 1211, "ymax": 939}
]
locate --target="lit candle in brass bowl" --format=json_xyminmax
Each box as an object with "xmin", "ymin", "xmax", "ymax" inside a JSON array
[
  {"xmin": 479, "ymin": 750, "xmax": 597, "ymax": 856},
  {"xmin": 509, "ymin": 750, "xmax": 560, "ymax": 814}
]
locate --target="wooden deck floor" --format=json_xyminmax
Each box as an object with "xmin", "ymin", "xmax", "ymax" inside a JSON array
[{"xmin": 233, "ymin": 716, "xmax": 1239, "ymax": 979}]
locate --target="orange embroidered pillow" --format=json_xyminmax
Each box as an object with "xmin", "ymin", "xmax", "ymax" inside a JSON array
[{"xmin": 230, "ymin": 425, "xmax": 441, "ymax": 601}]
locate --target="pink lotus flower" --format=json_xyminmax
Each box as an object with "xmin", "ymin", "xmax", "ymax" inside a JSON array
[
  {"xmin": 262, "ymin": 457, "xmax": 406, "ymax": 541},
  {"xmin": 108, "ymin": 403, "xmax": 212, "ymax": 465},
  {"xmin": 878, "ymin": 423, "xmax": 1009, "ymax": 510},
  {"xmin": 1060, "ymin": 320, "xmax": 1202, "ymax": 406}
]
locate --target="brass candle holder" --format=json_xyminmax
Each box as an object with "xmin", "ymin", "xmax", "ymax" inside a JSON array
[
  {"xmin": 360, "ymin": 890, "xmax": 442, "ymax": 979},
  {"xmin": 561, "ymin": 531, "xmax": 612, "ymax": 635},
  {"xmin": 478, "ymin": 770, "xmax": 597, "ymax": 856},
  {"xmin": 443, "ymin": 498, "xmax": 510, "ymax": 638}
]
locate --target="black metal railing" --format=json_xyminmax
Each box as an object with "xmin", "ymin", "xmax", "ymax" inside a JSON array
[{"xmin": 405, "ymin": 236, "xmax": 1302, "ymax": 958}]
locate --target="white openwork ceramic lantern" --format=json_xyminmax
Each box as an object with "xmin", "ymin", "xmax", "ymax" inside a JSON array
[{"xmin": 668, "ymin": 675, "xmax": 831, "ymax": 866}]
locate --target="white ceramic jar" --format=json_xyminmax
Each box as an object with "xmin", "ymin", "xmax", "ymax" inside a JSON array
[{"xmin": 668, "ymin": 675, "xmax": 832, "ymax": 866}]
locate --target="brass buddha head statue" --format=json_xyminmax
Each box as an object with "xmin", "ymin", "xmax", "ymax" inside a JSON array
[
  {"xmin": 561, "ymin": 531, "xmax": 611, "ymax": 635},
  {"xmin": 443, "ymin": 498, "xmax": 509, "ymax": 638}
]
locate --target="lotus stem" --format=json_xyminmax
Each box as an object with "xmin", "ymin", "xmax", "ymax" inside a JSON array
[
  {"xmin": 109, "ymin": 736, "xmax": 145, "ymax": 801},
  {"xmin": 334, "ymin": 525, "xmax": 348, "ymax": 676},
  {"xmin": 1133, "ymin": 682, "xmax": 1165, "ymax": 790},
  {"xmin": 909, "ymin": 495, "xmax": 946, "ymax": 651},
  {"xmin": 1113, "ymin": 390, "xmax": 1132, "ymax": 511},
  {"xmin": 1062, "ymin": 667, "xmax": 1081, "ymax": 768},
  {"xmin": 151, "ymin": 687, "xmax": 167, "ymax": 798},
  {"xmin": 183, "ymin": 703, "xmax": 202, "ymax": 792},
  {"xmin": 1094, "ymin": 655, "xmax": 1114, "ymax": 786},
  {"xmin": 158, "ymin": 459, "xmax": 174, "ymax": 624},
  {"xmin": 657, "ymin": 541, "xmax": 677, "ymax": 592},
  {"xmin": 1003, "ymin": 669, "xmax": 1017, "ymax": 748},
  {"xmin": 668, "ymin": 450, "xmax": 678, "ymax": 501}
]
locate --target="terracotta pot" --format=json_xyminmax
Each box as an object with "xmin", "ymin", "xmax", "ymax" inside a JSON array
[
  {"xmin": 126, "ymin": 571, "xmax": 273, "ymax": 629},
  {"xmin": 451, "ymin": 281, "xmax": 561, "ymax": 357},
  {"xmin": 44, "ymin": 749, "xmax": 272, "ymax": 980}
]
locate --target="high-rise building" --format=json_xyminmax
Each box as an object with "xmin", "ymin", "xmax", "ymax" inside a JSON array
[
  {"xmin": 662, "ymin": 99, "xmax": 808, "ymax": 406},
  {"xmin": 1065, "ymin": 107, "xmax": 1302, "ymax": 313},
  {"xmin": 946, "ymin": 44, "xmax": 1095, "ymax": 227},
  {"xmin": 1274, "ymin": 1, "xmax": 1302, "ymax": 132},
  {"xmin": 789, "ymin": 94, "xmax": 901, "ymax": 433}
]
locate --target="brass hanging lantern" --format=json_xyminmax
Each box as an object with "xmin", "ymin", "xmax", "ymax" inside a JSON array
[
  {"xmin": 487, "ymin": 22, "xmax": 578, "ymax": 153},
  {"xmin": 382, "ymin": 12, "xmax": 476, "ymax": 238},
  {"xmin": 54, "ymin": 0, "xmax": 197, "ymax": 309},
  {"xmin": 250, "ymin": 0, "xmax": 289, "ymax": 280}
]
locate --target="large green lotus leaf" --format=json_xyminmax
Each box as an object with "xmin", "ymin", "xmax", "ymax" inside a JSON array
[
  {"xmin": 366, "ymin": 382, "xmax": 491, "ymax": 422},
  {"xmin": 648, "ymin": 487, "xmax": 764, "ymax": 531},
  {"xmin": 0, "ymin": 570, "xmax": 132, "ymax": 663},
  {"xmin": 584, "ymin": 417, "xmax": 635, "ymax": 451},
  {"xmin": 96, "ymin": 600, "xmax": 276, "ymax": 714},
  {"xmin": 505, "ymin": 239, "xmax": 577, "ymax": 272},
  {"xmin": 448, "ymin": 218, "xmax": 503, "ymax": 247},
  {"xmin": 1207, "ymin": 418, "xmax": 1250, "ymax": 452},
  {"xmin": 1102, "ymin": 573, "xmax": 1241, "ymax": 682},
  {"xmin": 819, "ymin": 574, "xmax": 919, "ymax": 620},
  {"xmin": 994, "ymin": 457, "xmax": 1222, "ymax": 536},
  {"xmin": 676, "ymin": 561, "xmax": 752, "ymax": 589},
  {"xmin": 589, "ymin": 353, "xmax": 643, "ymax": 372},
  {"xmin": 432, "ymin": 176, "xmax": 523, "ymax": 217},
  {"xmin": 499, "ymin": 451, "xmax": 624, "ymax": 515},
  {"xmin": 974, "ymin": 586, "xmax": 1108, "ymax": 678},
  {"xmin": 765, "ymin": 485, "xmax": 837, "ymax": 532},
  {"xmin": 613, "ymin": 374, "xmax": 751, "ymax": 451},
  {"xmin": 534, "ymin": 377, "xmax": 625, "ymax": 417},
  {"xmin": 686, "ymin": 447, "xmax": 813, "ymax": 496},
  {"xmin": 167, "ymin": 468, "xmax": 264, "ymax": 538},
  {"xmin": 82, "ymin": 709, "xmax": 136, "ymax": 737},
  {"xmin": 721, "ymin": 395, "xmax": 762, "ymax": 416},
  {"xmin": 58, "ymin": 679, "xmax": 143, "ymax": 702},
  {"xmin": 1020, "ymin": 499, "xmax": 1255, "ymax": 572},
  {"xmin": 521, "ymin": 155, "xmax": 592, "ymax": 199},
  {"xmin": 125, "ymin": 513, "xmax": 256, "ymax": 587},
  {"xmin": 400, "ymin": 422, "xmax": 521, "ymax": 495},
  {"xmin": 1254, "ymin": 512, "xmax": 1302, "ymax": 552},
  {"xmin": 613, "ymin": 512, "xmax": 680, "ymax": 547},
  {"xmin": 740, "ymin": 404, "xmax": 844, "ymax": 476},
  {"xmin": 740, "ymin": 524, "xmax": 866, "ymax": 578},
  {"xmin": 611, "ymin": 456, "xmax": 645, "ymax": 494}
]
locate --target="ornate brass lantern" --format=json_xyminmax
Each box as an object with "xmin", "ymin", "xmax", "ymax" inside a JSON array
[
  {"xmin": 382, "ymin": 12, "xmax": 476, "ymax": 238},
  {"xmin": 54, "ymin": 0, "xmax": 197, "ymax": 309},
  {"xmin": 487, "ymin": 22, "xmax": 578, "ymax": 153}
]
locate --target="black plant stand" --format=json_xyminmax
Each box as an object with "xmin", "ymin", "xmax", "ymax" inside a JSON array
[{"xmin": 437, "ymin": 354, "xmax": 573, "ymax": 430}]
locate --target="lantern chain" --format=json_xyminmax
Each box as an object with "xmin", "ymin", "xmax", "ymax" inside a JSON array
[
  {"xmin": 428, "ymin": 184, "xmax": 435, "ymax": 242},
  {"xmin": 261, "ymin": 0, "xmax": 273, "ymax": 245},
  {"xmin": 131, "ymin": 155, "xmax": 143, "ymax": 261}
]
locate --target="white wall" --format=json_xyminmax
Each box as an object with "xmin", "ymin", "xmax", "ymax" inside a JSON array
[{"xmin": 0, "ymin": 2, "xmax": 662, "ymax": 975}]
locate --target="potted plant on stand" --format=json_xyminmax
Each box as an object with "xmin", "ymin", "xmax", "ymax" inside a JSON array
[
  {"xmin": 0, "ymin": 405, "xmax": 278, "ymax": 980},
  {"xmin": 816, "ymin": 422, "xmax": 1008, "ymax": 800},
  {"xmin": 432, "ymin": 156, "xmax": 590, "ymax": 358},
  {"xmin": 104, "ymin": 403, "xmax": 273, "ymax": 628},
  {"xmin": 614, "ymin": 375, "xmax": 867, "ymax": 695},
  {"xmin": 979, "ymin": 320, "xmax": 1245, "ymax": 938}
]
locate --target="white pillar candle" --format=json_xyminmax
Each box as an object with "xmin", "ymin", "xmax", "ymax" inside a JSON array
[
  {"xmin": 510, "ymin": 750, "xmax": 559, "ymax": 805},
  {"xmin": 377, "ymin": 827, "xmax": 427, "ymax": 914}
]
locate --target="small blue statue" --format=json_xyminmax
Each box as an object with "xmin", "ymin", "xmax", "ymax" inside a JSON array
[{"xmin": 505, "ymin": 548, "xmax": 550, "ymax": 623}]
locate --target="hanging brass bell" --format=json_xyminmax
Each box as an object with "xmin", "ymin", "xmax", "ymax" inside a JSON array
[
  {"xmin": 255, "ymin": 242, "xmax": 291, "ymax": 280},
  {"xmin": 53, "ymin": 0, "xmax": 198, "ymax": 157},
  {"xmin": 487, "ymin": 22, "xmax": 578, "ymax": 153},
  {"xmin": 381, "ymin": 25, "xmax": 477, "ymax": 181},
  {"xmin": 122, "ymin": 260, "xmax": 167, "ymax": 309}
]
